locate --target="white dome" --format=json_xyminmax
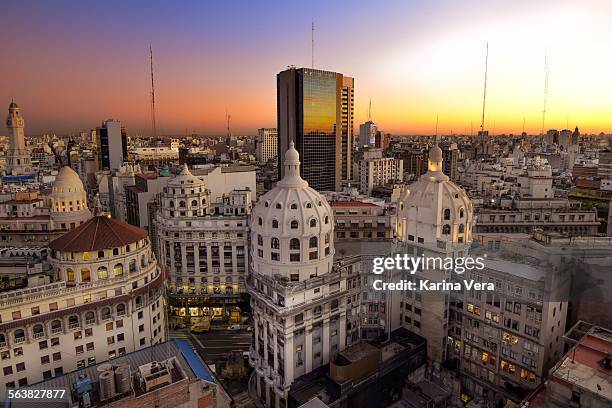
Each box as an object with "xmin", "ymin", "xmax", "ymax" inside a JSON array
[
  {"xmin": 52, "ymin": 166, "xmax": 85, "ymax": 194},
  {"xmin": 49, "ymin": 166, "xmax": 91, "ymax": 223},
  {"xmin": 397, "ymin": 143, "xmax": 473, "ymax": 246},
  {"xmin": 167, "ymin": 163, "xmax": 204, "ymax": 188},
  {"xmin": 251, "ymin": 143, "xmax": 334, "ymax": 281}
]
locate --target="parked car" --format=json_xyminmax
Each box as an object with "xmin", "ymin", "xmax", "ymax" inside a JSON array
[
  {"xmin": 175, "ymin": 323, "xmax": 186, "ymax": 329},
  {"xmin": 227, "ymin": 324, "xmax": 241, "ymax": 331}
]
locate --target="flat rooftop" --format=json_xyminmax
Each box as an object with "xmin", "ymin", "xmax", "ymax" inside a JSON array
[{"xmin": 550, "ymin": 326, "xmax": 612, "ymax": 402}]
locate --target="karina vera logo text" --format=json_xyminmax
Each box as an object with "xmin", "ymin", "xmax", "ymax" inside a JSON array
[{"xmin": 371, "ymin": 254, "xmax": 494, "ymax": 292}]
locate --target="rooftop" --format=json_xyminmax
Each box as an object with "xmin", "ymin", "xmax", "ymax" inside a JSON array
[
  {"xmin": 549, "ymin": 325, "xmax": 612, "ymax": 402},
  {"xmin": 14, "ymin": 340, "xmax": 219, "ymax": 408},
  {"xmin": 49, "ymin": 215, "xmax": 148, "ymax": 252}
]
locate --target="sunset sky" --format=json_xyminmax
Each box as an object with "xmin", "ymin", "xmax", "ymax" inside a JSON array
[{"xmin": 1, "ymin": 0, "xmax": 611, "ymax": 136}]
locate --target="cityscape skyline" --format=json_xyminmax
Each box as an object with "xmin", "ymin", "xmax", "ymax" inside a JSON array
[{"xmin": 1, "ymin": 0, "xmax": 612, "ymax": 136}]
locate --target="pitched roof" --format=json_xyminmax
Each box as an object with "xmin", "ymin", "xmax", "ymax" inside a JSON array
[{"xmin": 49, "ymin": 215, "xmax": 148, "ymax": 252}]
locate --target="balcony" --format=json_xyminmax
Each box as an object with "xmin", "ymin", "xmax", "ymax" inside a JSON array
[
  {"xmin": 14, "ymin": 337, "xmax": 26, "ymax": 344},
  {"xmin": 0, "ymin": 341, "xmax": 7, "ymax": 348},
  {"xmin": 85, "ymin": 318, "xmax": 95, "ymax": 325},
  {"xmin": 69, "ymin": 322, "xmax": 80, "ymax": 330},
  {"xmin": 33, "ymin": 332, "xmax": 45, "ymax": 340},
  {"xmin": 51, "ymin": 327, "xmax": 62, "ymax": 334}
]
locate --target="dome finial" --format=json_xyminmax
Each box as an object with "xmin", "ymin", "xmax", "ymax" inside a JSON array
[{"xmin": 278, "ymin": 142, "xmax": 308, "ymax": 188}]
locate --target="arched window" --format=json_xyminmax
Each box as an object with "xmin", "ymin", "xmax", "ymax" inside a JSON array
[
  {"xmin": 202, "ymin": 198, "xmax": 206, "ymax": 205},
  {"xmin": 290, "ymin": 203, "xmax": 297, "ymax": 210},
  {"xmin": 225, "ymin": 276, "xmax": 233, "ymax": 284},
  {"xmin": 85, "ymin": 311, "xmax": 95, "ymax": 323},
  {"xmin": 97, "ymin": 266, "xmax": 108, "ymax": 280},
  {"xmin": 325, "ymin": 233, "xmax": 330, "ymax": 244},
  {"xmin": 272, "ymin": 219, "xmax": 279, "ymax": 228},
  {"xmin": 113, "ymin": 263, "xmax": 124, "ymax": 277},
  {"xmin": 66, "ymin": 268, "xmax": 75, "ymax": 282},
  {"xmin": 191, "ymin": 200, "xmax": 198, "ymax": 207},
  {"xmin": 135, "ymin": 296, "xmax": 143, "ymax": 308},
  {"xmin": 101, "ymin": 307, "xmax": 112, "ymax": 320},
  {"xmin": 309, "ymin": 237, "xmax": 318, "ymax": 248},
  {"xmin": 443, "ymin": 209, "xmax": 451, "ymax": 220},
  {"xmin": 116, "ymin": 304, "xmax": 126, "ymax": 315},
  {"xmin": 83, "ymin": 252, "xmax": 90, "ymax": 261},
  {"xmin": 310, "ymin": 219, "xmax": 317, "ymax": 227},
  {"xmin": 257, "ymin": 234, "xmax": 263, "ymax": 246},
  {"xmin": 290, "ymin": 238, "xmax": 300, "ymax": 250},
  {"xmin": 442, "ymin": 224, "xmax": 451, "ymax": 235},
  {"xmin": 81, "ymin": 268, "xmax": 91, "ymax": 282},
  {"xmin": 276, "ymin": 203, "xmax": 282, "ymax": 209},
  {"xmin": 258, "ymin": 217, "xmax": 263, "ymax": 226},
  {"xmin": 98, "ymin": 250, "xmax": 105, "ymax": 258},
  {"xmin": 129, "ymin": 259, "xmax": 137, "ymax": 273},
  {"xmin": 306, "ymin": 202, "xmax": 312, "ymax": 208},
  {"xmin": 290, "ymin": 220, "xmax": 299, "ymax": 229},
  {"xmin": 141, "ymin": 255, "xmax": 146, "ymax": 268},
  {"xmin": 459, "ymin": 224, "xmax": 465, "ymax": 233},
  {"xmin": 264, "ymin": 201, "xmax": 269, "ymax": 207},
  {"xmin": 113, "ymin": 248, "xmax": 119, "ymax": 256},
  {"xmin": 271, "ymin": 238, "xmax": 280, "ymax": 249},
  {"xmin": 14, "ymin": 329, "xmax": 25, "ymax": 342},
  {"xmin": 33, "ymin": 324, "xmax": 44, "ymax": 337},
  {"xmin": 324, "ymin": 215, "xmax": 329, "ymax": 224},
  {"xmin": 459, "ymin": 208, "xmax": 465, "ymax": 218},
  {"xmin": 179, "ymin": 200, "xmax": 186, "ymax": 207},
  {"xmin": 169, "ymin": 201, "xmax": 174, "ymax": 207}
]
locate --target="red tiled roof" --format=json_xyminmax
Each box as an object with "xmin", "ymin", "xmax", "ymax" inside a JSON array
[
  {"xmin": 330, "ymin": 201, "xmax": 379, "ymax": 208},
  {"xmin": 49, "ymin": 215, "xmax": 148, "ymax": 252}
]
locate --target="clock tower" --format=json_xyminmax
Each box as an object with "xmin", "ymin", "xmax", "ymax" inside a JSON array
[{"xmin": 5, "ymin": 100, "xmax": 32, "ymax": 176}]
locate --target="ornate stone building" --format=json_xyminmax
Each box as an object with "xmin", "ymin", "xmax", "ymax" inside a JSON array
[{"xmin": 0, "ymin": 215, "xmax": 166, "ymax": 392}]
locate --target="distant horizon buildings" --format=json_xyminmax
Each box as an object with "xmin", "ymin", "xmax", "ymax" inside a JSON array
[{"xmin": 277, "ymin": 67, "xmax": 354, "ymax": 192}]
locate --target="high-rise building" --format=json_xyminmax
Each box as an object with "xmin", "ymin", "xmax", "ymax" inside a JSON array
[
  {"xmin": 5, "ymin": 101, "xmax": 32, "ymax": 176},
  {"xmin": 359, "ymin": 121, "xmax": 377, "ymax": 148},
  {"xmin": 277, "ymin": 67, "xmax": 354, "ymax": 192},
  {"xmin": 359, "ymin": 155, "xmax": 403, "ymax": 195},
  {"xmin": 97, "ymin": 119, "xmax": 127, "ymax": 171},
  {"xmin": 256, "ymin": 128, "xmax": 278, "ymax": 164}
]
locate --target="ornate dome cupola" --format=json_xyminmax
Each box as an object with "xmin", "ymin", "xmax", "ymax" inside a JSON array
[
  {"xmin": 396, "ymin": 139, "xmax": 473, "ymax": 248},
  {"xmin": 251, "ymin": 142, "xmax": 334, "ymax": 281},
  {"xmin": 161, "ymin": 163, "xmax": 210, "ymax": 218}
]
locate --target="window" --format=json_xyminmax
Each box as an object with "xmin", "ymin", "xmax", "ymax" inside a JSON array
[
  {"xmin": 75, "ymin": 345, "xmax": 84, "ymax": 354},
  {"xmin": 272, "ymin": 219, "xmax": 279, "ymax": 228},
  {"xmin": 442, "ymin": 224, "xmax": 451, "ymax": 235},
  {"xmin": 290, "ymin": 238, "xmax": 300, "ymax": 250},
  {"xmin": 16, "ymin": 362, "xmax": 25, "ymax": 372},
  {"xmin": 290, "ymin": 220, "xmax": 299, "ymax": 229},
  {"xmin": 271, "ymin": 238, "xmax": 280, "ymax": 249},
  {"xmin": 443, "ymin": 209, "xmax": 451, "ymax": 220},
  {"xmin": 310, "ymin": 219, "xmax": 317, "ymax": 227},
  {"xmin": 309, "ymin": 237, "xmax": 317, "ymax": 248},
  {"xmin": 113, "ymin": 263, "xmax": 123, "ymax": 277},
  {"xmin": 97, "ymin": 266, "xmax": 108, "ymax": 280}
]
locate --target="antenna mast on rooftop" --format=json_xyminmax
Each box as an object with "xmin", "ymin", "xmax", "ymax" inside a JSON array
[
  {"xmin": 149, "ymin": 46, "xmax": 157, "ymax": 139},
  {"xmin": 541, "ymin": 51, "xmax": 549, "ymax": 135},
  {"xmin": 311, "ymin": 19, "xmax": 315, "ymax": 69},
  {"xmin": 480, "ymin": 42, "xmax": 489, "ymax": 136},
  {"xmin": 368, "ymin": 98, "xmax": 372, "ymax": 121}
]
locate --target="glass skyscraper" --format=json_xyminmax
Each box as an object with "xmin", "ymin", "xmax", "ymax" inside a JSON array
[{"xmin": 277, "ymin": 67, "xmax": 354, "ymax": 192}]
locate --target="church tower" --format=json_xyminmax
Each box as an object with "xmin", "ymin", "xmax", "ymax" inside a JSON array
[{"xmin": 5, "ymin": 100, "xmax": 32, "ymax": 175}]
